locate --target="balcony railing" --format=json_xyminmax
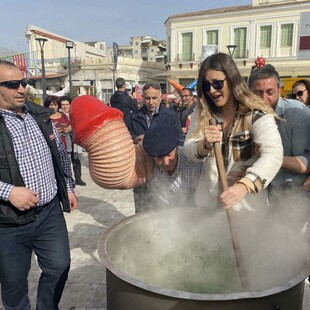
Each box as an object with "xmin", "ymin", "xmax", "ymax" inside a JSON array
[
  {"xmin": 59, "ymin": 57, "xmax": 82, "ymax": 66},
  {"xmin": 0, "ymin": 51, "xmax": 37, "ymax": 78},
  {"xmin": 177, "ymin": 53, "xmax": 195, "ymax": 62}
]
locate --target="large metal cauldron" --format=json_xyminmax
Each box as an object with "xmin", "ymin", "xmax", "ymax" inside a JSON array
[{"xmin": 98, "ymin": 208, "xmax": 310, "ymax": 310}]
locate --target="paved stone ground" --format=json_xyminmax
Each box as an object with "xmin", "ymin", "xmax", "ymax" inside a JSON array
[{"xmin": 0, "ymin": 156, "xmax": 310, "ymax": 309}]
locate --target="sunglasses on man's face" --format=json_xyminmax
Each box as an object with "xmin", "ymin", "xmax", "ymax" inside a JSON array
[
  {"xmin": 203, "ymin": 77, "xmax": 227, "ymax": 93},
  {"xmin": 0, "ymin": 79, "xmax": 28, "ymax": 89},
  {"xmin": 292, "ymin": 89, "xmax": 307, "ymax": 99}
]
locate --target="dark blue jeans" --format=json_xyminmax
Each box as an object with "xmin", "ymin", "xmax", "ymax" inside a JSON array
[{"xmin": 0, "ymin": 196, "xmax": 71, "ymax": 310}]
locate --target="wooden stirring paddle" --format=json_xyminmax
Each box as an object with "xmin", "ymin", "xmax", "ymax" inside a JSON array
[{"xmin": 209, "ymin": 118, "xmax": 250, "ymax": 290}]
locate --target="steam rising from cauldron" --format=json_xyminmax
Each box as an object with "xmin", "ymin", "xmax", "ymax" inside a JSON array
[
  {"xmin": 268, "ymin": 185, "xmax": 309, "ymax": 236},
  {"xmin": 105, "ymin": 202, "xmax": 309, "ymax": 294},
  {"xmin": 135, "ymin": 168, "xmax": 199, "ymax": 213}
]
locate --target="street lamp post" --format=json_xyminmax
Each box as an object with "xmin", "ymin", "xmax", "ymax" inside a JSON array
[
  {"xmin": 66, "ymin": 41, "xmax": 74, "ymax": 98},
  {"xmin": 226, "ymin": 44, "xmax": 237, "ymax": 58},
  {"xmin": 35, "ymin": 38, "xmax": 48, "ymax": 103},
  {"xmin": 112, "ymin": 42, "xmax": 119, "ymax": 92}
]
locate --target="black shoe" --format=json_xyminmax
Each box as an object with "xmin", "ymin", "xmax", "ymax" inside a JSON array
[{"xmin": 75, "ymin": 179, "xmax": 87, "ymax": 186}]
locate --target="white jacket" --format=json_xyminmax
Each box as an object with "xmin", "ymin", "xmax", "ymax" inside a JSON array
[{"xmin": 184, "ymin": 108, "xmax": 283, "ymax": 212}]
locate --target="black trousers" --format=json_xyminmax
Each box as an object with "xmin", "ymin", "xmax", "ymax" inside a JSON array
[{"xmin": 70, "ymin": 152, "xmax": 82, "ymax": 179}]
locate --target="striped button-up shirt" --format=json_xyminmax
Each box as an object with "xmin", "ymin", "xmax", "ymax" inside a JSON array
[
  {"xmin": 146, "ymin": 147, "xmax": 203, "ymax": 209},
  {"xmin": 0, "ymin": 107, "xmax": 74, "ymax": 206}
]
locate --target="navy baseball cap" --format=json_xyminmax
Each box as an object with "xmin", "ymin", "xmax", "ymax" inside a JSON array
[{"xmin": 143, "ymin": 125, "xmax": 180, "ymax": 157}]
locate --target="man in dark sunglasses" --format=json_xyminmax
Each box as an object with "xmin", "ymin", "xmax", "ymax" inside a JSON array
[
  {"xmin": 0, "ymin": 60, "xmax": 78, "ymax": 309},
  {"xmin": 291, "ymin": 79, "xmax": 310, "ymax": 106},
  {"xmin": 292, "ymin": 89, "xmax": 306, "ymax": 100},
  {"xmin": 0, "ymin": 78, "xmax": 28, "ymax": 89},
  {"xmin": 0, "ymin": 75, "xmax": 28, "ymax": 111},
  {"xmin": 249, "ymin": 64, "xmax": 310, "ymax": 234}
]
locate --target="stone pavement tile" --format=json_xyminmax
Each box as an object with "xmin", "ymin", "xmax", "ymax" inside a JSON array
[
  {"xmin": 88, "ymin": 284, "xmax": 107, "ymax": 309},
  {"xmin": 60, "ymin": 283, "xmax": 105, "ymax": 309}
]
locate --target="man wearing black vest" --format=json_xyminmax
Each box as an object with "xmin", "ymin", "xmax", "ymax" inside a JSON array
[{"xmin": 0, "ymin": 60, "xmax": 78, "ymax": 310}]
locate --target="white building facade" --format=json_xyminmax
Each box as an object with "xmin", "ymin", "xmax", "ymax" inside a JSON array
[{"xmin": 164, "ymin": 0, "xmax": 310, "ymax": 93}]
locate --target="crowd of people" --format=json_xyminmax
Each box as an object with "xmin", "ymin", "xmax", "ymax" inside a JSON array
[
  {"xmin": 0, "ymin": 52, "xmax": 309, "ymax": 309},
  {"xmin": 43, "ymin": 95, "xmax": 87, "ymax": 187}
]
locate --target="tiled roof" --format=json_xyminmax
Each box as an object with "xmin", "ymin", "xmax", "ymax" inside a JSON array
[
  {"xmin": 31, "ymin": 29, "xmax": 68, "ymax": 44},
  {"xmin": 165, "ymin": 1, "xmax": 310, "ymax": 22}
]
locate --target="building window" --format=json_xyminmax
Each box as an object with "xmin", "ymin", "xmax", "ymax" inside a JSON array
[
  {"xmin": 102, "ymin": 88, "xmax": 113, "ymax": 94},
  {"xmin": 234, "ymin": 27, "xmax": 247, "ymax": 58},
  {"xmin": 206, "ymin": 30, "xmax": 218, "ymax": 46},
  {"xmin": 182, "ymin": 32, "xmax": 193, "ymax": 61},
  {"xmin": 260, "ymin": 26, "xmax": 271, "ymax": 48},
  {"xmin": 280, "ymin": 24, "xmax": 293, "ymax": 47},
  {"xmin": 85, "ymin": 87, "xmax": 96, "ymax": 96}
]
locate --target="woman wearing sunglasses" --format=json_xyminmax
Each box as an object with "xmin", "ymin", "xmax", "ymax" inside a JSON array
[
  {"xmin": 291, "ymin": 79, "xmax": 310, "ymax": 106},
  {"xmin": 184, "ymin": 52, "xmax": 283, "ymax": 212}
]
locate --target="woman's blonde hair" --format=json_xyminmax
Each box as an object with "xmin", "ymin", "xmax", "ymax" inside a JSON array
[{"xmin": 193, "ymin": 53, "xmax": 277, "ymax": 135}]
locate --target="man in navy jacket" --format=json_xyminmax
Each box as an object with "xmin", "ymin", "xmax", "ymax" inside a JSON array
[{"xmin": 128, "ymin": 83, "xmax": 183, "ymax": 145}]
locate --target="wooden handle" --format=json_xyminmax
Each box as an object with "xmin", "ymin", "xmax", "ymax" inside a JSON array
[
  {"xmin": 209, "ymin": 118, "xmax": 250, "ymax": 290},
  {"xmin": 209, "ymin": 118, "xmax": 228, "ymax": 191}
]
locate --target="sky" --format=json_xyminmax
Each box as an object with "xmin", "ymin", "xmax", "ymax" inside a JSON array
[{"xmin": 0, "ymin": 0, "xmax": 251, "ymax": 53}]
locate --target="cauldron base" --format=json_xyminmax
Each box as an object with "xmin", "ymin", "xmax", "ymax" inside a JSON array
[{"xmin": 106, "ymin": 269, "xmax": 305, "ymax": 310}]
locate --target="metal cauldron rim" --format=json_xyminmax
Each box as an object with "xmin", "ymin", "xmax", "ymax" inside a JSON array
[{"xmin": 98, "ymin": 208, "xmax": 310, "ymax": 301}]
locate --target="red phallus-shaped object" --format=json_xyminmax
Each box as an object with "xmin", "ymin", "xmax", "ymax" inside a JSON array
[
  {"xmin": 70, "ymin": 95, "xmax": 123, "ymax": 146},
  {"xmin": 70, "ymin": 95, "xmax": 153, "ymax": 189}
]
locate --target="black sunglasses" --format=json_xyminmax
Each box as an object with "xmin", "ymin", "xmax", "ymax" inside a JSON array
[
  {"xmin": 0, "ymin": 78, "xmax": 28, "ymax": 89},
  {"xmin": 203, "ymin": 77, "xmax": 227, "ymax": 92},
  {"xmin": 292, "ymin": 89, "xmax": 307, "ymax": 99}
]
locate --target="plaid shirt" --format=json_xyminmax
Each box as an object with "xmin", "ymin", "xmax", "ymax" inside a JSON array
[
  {"xmin": 226, "ymin": 108, "xmax": 265, "ymax": 165},
  {"xmin": 0, "ymin": 107, "xmax": 74, "ymax": 206},
  {"xmin": 147, "ymin": 147, "xmax": 203, "ymax": 208}
]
